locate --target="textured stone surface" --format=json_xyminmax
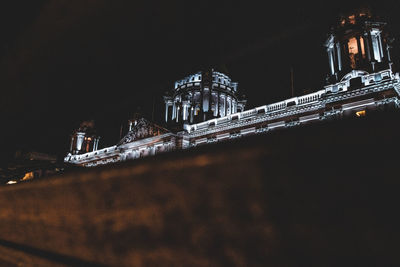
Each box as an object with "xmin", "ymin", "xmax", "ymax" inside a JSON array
[{"xmin": 0, "ymin": 112, "xmax": 400, "ymax": 266}]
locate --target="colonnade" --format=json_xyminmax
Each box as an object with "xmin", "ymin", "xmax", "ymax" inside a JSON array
[{"xmin": 165, "ymin": 91, "xmax": 241, "ymax": 123}]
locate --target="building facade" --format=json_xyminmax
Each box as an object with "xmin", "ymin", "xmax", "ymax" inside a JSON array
[
  {"xmin": 65, "ymin": 10, "xmax": 400, "ymax": 167},
  {"xmin": 163, "ymin": 69, "xmax": 247, "ymax": 125},
  {"xmin": 325, "ymin": 9, "xmax": 394, "ymax": 83},
  {"xmin": 69, "ymin": 120, "xmax": 100, "ymax": 155}
]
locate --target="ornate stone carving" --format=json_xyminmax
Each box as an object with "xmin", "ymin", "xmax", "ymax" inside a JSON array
[{"xmin": 118, "ymin": 118, "xmax": 169, "ymax": 145}]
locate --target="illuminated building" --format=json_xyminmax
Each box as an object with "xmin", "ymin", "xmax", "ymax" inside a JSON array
[
  {"xmin": 69, "ymin": 120, "xmax": 100, "ymax": 155},
  {"xmin": 163, "ymin": 69, "xmax": 247, "ymax": 126},
  {"xmin": 65, "ymin": 10, "xmax": 400, "ymax": 167},
  {"xmin": 325, "ymin": 9, "xmax": 394, "ymax": 84}
]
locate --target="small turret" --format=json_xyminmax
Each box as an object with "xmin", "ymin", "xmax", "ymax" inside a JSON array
[
  {"xmin": 127, "ymin": 113, "xmax": 142, "ymax": 132},
  {"xmin": 325, "ymin": 8, "xmax": 394, "ymax": 84},
  {"xmin": 69, "ymin": 120, "xmax": 100, "ymax": 155}
]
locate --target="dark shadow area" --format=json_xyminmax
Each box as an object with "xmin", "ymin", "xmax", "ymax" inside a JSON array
[{"xmin": 0, "ymin": 110, "xmax": 400, "ymax": 266}]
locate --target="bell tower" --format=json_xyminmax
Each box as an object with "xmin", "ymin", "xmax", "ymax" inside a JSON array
[{"xmin": 325, "ymin": 8, "xmax": 394, "ymax": 84}]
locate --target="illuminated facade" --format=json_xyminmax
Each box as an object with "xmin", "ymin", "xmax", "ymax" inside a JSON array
[
  {"xmin": 325, "ymin": 9, "xmax": 394, "ymax": 84},
  {"xmin": 163, "ymin": 69, "xmax": 247, "ymax": 125},
  {"xmin": 69, "ymin": 121, "xmax": 100, "ymax": 155},
  {"xmin": 65, "ymin": 10, "xmax": 400, "ymax": 167},
  {"xmin": 66, "ymin": 118, "xmax": 177, "ymax": 167}
]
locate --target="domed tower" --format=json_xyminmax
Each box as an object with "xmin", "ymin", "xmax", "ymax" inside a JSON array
[
  {"xmin": 69, "ymin": 120, "xmax": 100, "ymax": 155},
  {"xmin": 163, "ymin": 69, "xmax": 247, "ymax": 126},
  {"xmin": 325, "ymin": 8, "xmax": 394, "ymax": 84}
]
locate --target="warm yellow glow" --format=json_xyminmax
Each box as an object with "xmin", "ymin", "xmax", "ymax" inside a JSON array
[
  {"xmin": 348, "ymin": 37, "xmax": 358, "ymax": 69},
  {"xmin": 21, "ymin": 172, "xmax": 34, "ymax": 181},
  {"xmin": 356, "ymin": 110, "xmax": 366, "ymax": 117},
  {"xmin": 348, "ymin": 15, "xmax": 355, "ymax": 24},
  {"xmin": 360, "ymin": 36, "xmax": 365, "ymax": 57},
  {"xmin": 348, "ymin": 38, "xmax": 358, "ymax": 54}
]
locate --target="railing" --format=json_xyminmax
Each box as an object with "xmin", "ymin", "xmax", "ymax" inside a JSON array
[{"xmin": 187, "ymin": 69, "xmax": 398, "ymax": 136}]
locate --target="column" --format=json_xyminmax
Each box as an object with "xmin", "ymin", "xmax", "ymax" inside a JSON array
[
  {"xmin": 371, "ymin": 30, "xmax": 381, "ymax": 62},
  {"xmin": 387, "ymin": 44, "xmax": 392, "ymax": 62},
  {"xmin": 94, "ymin": 137, "xmax": 100, "ymax": 151},
  {"xmin": 378, "ymin": 32, "xmax": 384, "ymax": 60},
  {"xmin": 336, "ymin": 42, "xmax": 342, "ymax": 71},
  {"xmin": 172, "ymin": 102, "xmax": 176, "ymax": 120},
  {"xmin": 212, "ymin": 92, "xmax": 217, "ymax": 117},
  {"xmin": 165, "ymin": 102, "xmax": 169, "ymax": 122},
  {"xmin": 220, "ymin": 94, "xmax": 226, "ymax": 117},
  {"xmin": 227, "ymin": 96, "xmax": 232, "ymax": 115},
  {"xmin": 69, "ymin": 136, "xmax": 75, "ymax": 152},
  {"xmin": 387, "ymin": 44, "xmax": 393, "ymax": 71},
  {"xmin": 76, "ymin": 132, "xmax": 85, "ymax": 153},
  {"xmin": 216, "ymin": 92, "xmax": 220, "ymax": 116},
  {"xmin": 202, "ymin": 87, "xmax": 210, "ymax": 112},
  {"xmin": 225, "ymin": 96, "xmax": 229, "ymax": 116},
  {"xmin": 176, "ymin": 106, "xmax": 180, "ymax": 122},
  {"xmin": 182, "ymin": 101, "xmax": 189, "ymax": 121},
  {"xmin": 328, "ymin": 49, "xmax": 335, "ymax": 75}
]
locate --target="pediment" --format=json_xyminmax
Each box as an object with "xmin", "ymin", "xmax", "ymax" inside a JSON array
[{"xmin": 118, "ymin": 118, "xmax": 170, "ymax": 145}]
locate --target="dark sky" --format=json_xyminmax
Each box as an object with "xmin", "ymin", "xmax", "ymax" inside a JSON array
[{"xmin": 1, "ymin": 0, "xmax": 399, "ymax": 161}]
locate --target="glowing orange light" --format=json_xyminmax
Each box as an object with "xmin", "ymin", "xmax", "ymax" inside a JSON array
[
  {"xmin": 21, "ymin": 172, "xmax": 34, "ymax": 181},
  {"xmin": 356, "ymin": 110, "xmax": 366, "ymax": 117},
  {"xmin": 360, "ymin": 36, "xmax": 365, "ymax": 57},
  {"xmin": 348, "ymin": 37, "xmax": 358, "ymax": 54},
  {"xmin": 348, "ymin": 15, "xmax": 356, "ymax": 24},
  {"xmin": 348, "ymin": 37, "xmax": 358, "ymax": 69}
]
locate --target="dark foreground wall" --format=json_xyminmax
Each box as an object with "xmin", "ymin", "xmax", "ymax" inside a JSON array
[{"xmin": 1, "ymin": 111, "xmax": 400, "ymax": 266}]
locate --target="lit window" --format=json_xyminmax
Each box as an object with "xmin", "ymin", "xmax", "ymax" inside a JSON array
[
  {"xmin": 348, "ymin": 15, "xmax": 355, "ymax": 24},
  {"xmin": 348, "ymin": 37, "xmax": 358, "ymax": 69},
  {"xmin": 360, "ymin": 36, "xmax": 366, "ymax": 57},
  {"xmin": 356, "ymin": 110, "xmax": 366, "ymax": 117},
  {"xmin": 348, "ymin": 37, "xmax": 358, "ymax": 54}
]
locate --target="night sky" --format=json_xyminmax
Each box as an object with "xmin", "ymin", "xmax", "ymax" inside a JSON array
[{"xmin": 1, "ymin": 0, "xmax": 399, "ymax": 161}]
